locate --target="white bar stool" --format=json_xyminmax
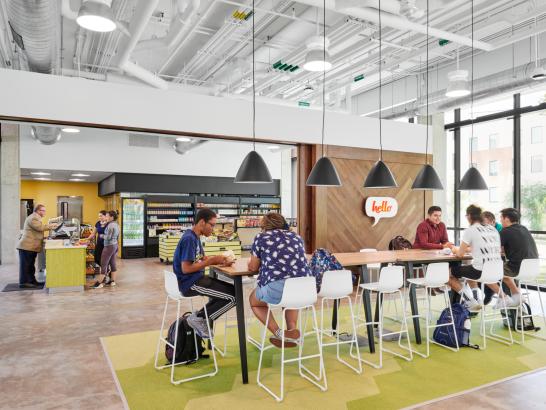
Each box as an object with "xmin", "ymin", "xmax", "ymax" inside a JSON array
[
  {"xmin": 154, "ymin": 270, "xmax": 218, "ymax": 384},
  {"xmin": 407, "ymin": 262, "xmax": 459, "ymax": 357},
  {"xmin": 257, "ymin": 276, "xmax": 327, "ymax": 402},
  {"xmin": 511, "ymin": 258, "xmax": 546, "ymax": 343},
  {"xmin": 352, "ymin": 265, "xmax": 413, "ymax": 369},
  {"xmin": 354, "ymin": 249, "xmax": 381, "ymax": 313},
  {"xmin": 463, "ymin": 260, "xmax": 513, "ymax": 349},
  {"xmin": 315, "ymin": 270, "xmax": 362, "ymax": 374}
]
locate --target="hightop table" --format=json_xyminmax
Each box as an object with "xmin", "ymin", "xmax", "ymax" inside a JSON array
[{"xmin": 212, "ymin": 250, "xmax": 471, "ymax": 385}]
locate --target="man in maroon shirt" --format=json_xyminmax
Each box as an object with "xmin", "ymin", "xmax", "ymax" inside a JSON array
[{"xmin": 413, "ymin": 206, "xmax": 454, "ymax": 250}]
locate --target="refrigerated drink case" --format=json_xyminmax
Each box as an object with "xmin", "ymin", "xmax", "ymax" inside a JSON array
[{"xmin": 121, "ymin": 198, "xmax": 145, "ymax": 259}]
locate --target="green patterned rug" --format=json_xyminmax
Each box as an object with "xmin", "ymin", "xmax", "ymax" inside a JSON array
[{"xmin": 101, "ymin": 308, "xmax": 546, "ymax": 410}]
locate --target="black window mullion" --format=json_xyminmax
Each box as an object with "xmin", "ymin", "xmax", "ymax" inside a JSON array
[
  {"xmin": 454, "ymin": 108, "xmax": 461, "ymax": 244},
  {"xmin": 513, "ymin": 93, "xmax": 521, "ymax": 210}
]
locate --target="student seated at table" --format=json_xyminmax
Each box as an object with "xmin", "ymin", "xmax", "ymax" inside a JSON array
[
  {"xmin": 448, "ymin": 205, "xmax": 519, "ymax": 311},
  {"xmin": 173, "ymin": 208, "xmax": 235, "ymax": 339},
  {"xmin": 499, "ymin": 207, "xmax": 539, "ymax": 304},
  {"xmin": 248, "ymin": 212, "xmax": 312, "ymax": 349},
  {"xmin": 413, "ymin": 206, "xmax": 454, "ymax": 250},
  {"xmin": 482, "ymin": 211, "xmax": 502, "ymax": 232}
]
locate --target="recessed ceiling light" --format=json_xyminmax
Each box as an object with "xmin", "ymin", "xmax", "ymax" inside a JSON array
[
  {"xmin": 268, "ymin": 145, "xmax": 280, "ymax": 150},
  {"xmin": 69, "ymin": 178, "xmax": 85, "ymax": 182},
  {"xmin": 71, "ymin": 173, "xmax": 90, "ymax": 177},
  {"xmin": 61, "ymin": 127, "xmax": 80, "ymax": 133},
  {"xmin": 31, "ymin": 171, "xmax": 51, "ymax": 176},
  {"xmin": 33, "ymin": 177, "xmax": 51, "ymax": 181},
  {"xmin": 176, "ymin": 137, "xmax": 191, "ymax": 142}
]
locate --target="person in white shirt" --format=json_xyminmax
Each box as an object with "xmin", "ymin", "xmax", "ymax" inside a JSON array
[{"xmin": 448, "ymin": 204, "xmax": 519, "ymax": 311}]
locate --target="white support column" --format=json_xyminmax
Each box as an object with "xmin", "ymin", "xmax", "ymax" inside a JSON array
[
  {"xmin": 281, "ymin": 149, "xmax": 292, "ymax": 218},
  {"xmin": 0, "ymin": 123, "xmax": 21, "ymax": 265},
  {"xmin": 432, "ymin": 113, "xmax": 447, "ymax": 213}
]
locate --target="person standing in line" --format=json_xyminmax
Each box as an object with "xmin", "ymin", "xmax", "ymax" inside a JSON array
[
  {"xmin": 482, "ymin": 211, "xmax": 502, "ymax": 232},
  {"xmin": 16, "ymin": 204, "xmax": 58, "ymax": 288},
  {"xmin": 85, "ymin": 210, "xmax": 108, "ymax": 273},
  {"xmin": 91, "ymin": 210, "xmax": 120, "ymax": 289}
]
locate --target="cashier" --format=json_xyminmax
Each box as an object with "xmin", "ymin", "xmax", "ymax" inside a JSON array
[
  {"xmin": 413, "ymin": 206, "xmax": 453, "ymax": 250},
  {"xmin": 16, "ymin": 204, "xmax": 58, "ymax": 288}
]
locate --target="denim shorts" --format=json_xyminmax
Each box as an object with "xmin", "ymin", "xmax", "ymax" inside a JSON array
[{"xmin": 255, "ymin": 279, "xmax": 286, "ymax": 305}]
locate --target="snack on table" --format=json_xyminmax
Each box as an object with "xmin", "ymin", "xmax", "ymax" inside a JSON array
[{"xmin": 222, "ymin": 249, "xmax": 236, "ymax": 263}]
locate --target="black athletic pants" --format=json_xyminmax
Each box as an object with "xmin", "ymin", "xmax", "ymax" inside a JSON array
[
  {"xmin": 18, "ymin": 249, "xmax": 38, "ymax": 285},
  {"xmin": 184, "ymin": 276, "xmax": 236, "ymax": 321}
]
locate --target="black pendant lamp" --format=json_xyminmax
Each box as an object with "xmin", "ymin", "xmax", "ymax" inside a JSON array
[
  {"xmin": 363, "ymin": 0, "xmax": 397, "ymax": 189},
  {"xmin": 234, "ymin": 0, "xmax": 272, "ymax": 184},
  {"xmin": 306, "ymin": 0, "xmax": 341, "ymax": 187},
  {"xmin": 458, "ymin": 0, "xmax": 487, "ymax": 191},
  {"xmin": 412, "ymin": 0, "xmax": 443, "ymax": 190}
]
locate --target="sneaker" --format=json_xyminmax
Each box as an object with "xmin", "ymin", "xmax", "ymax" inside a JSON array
[
  {"xmin": 509, "ymin": 293, "xmax": 521, "ymax": 307},
  {"xmin": 108, "ymin": 281, "xmax": 117, "ymax": 287},
  {"xmin": 90, "ymin": 281, "xmax": 104, "ymax": 289},
  {"xmin": 186, "ymin": 314, "xmax": 211, "ymax": 339},
  {"xmin": 269, "ymin": 329, "xmax": 300, "ymax": 348},
  {"xmin": 464, "ymin": 298, "xmax": 482, "ymax": 312},
  {"xmin": 472, "ymin": 288, "xmax": 483, "ymax": 305},
  {"xmin": 493, "ymin": 295, "xmax": 514, "ymax": 310}
]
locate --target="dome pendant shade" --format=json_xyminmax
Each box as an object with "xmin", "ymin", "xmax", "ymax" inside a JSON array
[
  {"xmin": 412, "ymin": 164, "xmax": 444, "ymax": 190},
  {"xmin": 77, "ymin": 1, "xmax": 116, "ymax": 32},
  {"xmin": 306, "ymin": 157, "xmax": 341, "ymax": 186},
  {"xmin": 234, "ymin": 150, "xmax": 273, "ymax": 183},
  {"xmin": 363, "ymin": 160, "xmax": 398, "ymax": 188},
  {"xmin": 458, "ymin": 166, "xmax": 488, "ymax": 190}
]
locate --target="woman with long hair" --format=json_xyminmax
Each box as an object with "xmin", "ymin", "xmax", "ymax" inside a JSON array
[{"xmin": 91, "ymin": 210, "xmax": 120, "ymax": 289}]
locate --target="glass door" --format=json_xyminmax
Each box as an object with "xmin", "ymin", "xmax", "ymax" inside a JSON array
[{"xmin": 122, "ymin": 198, "xmax": 144, "ymax": 247}]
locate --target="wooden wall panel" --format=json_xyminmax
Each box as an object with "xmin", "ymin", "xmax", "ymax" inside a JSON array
[{"xmin": 305, "ymin": 145, "xmax": 432, "ymax": 253}]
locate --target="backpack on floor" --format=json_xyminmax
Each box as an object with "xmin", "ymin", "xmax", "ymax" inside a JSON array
[
  {"xmin": 165, "ymin": 312, "xmax": 208, "ymax": 364},
  {"xmin": 433, "ymin": 303, "xmax": 479, "ymax": 349},
  {"xmin": 388, "ymin": 236, "xmax": 413, "ymax": 250},
  {"xmin": 309, "ymin": 248, "xmax": 343, "ymax": 291},
  {"xmin": 501, "ymin": 302, "xmax": 539, "ymax": 332}
]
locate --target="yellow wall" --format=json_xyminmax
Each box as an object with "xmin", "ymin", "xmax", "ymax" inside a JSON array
[{"xmin": 20, "ymin": 181, "xmax": 106, "ymax": 225}]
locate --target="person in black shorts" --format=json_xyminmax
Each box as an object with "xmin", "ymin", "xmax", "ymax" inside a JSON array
[{"xmin": 448, "ymin": 205, "xmax": 519, "ymax": 311}]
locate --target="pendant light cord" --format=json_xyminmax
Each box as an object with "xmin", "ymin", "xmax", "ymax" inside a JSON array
[
  {"xmin": 252, "ymin": 0, "xmax": 256, "ymax": 151},
  {"xmin": 378, "ymin": 0, "xmax": 383, "ymax": 160},
  {"xmin": 320, "ymin": 0, "xmax": 326, "ymax": 157},
  {"xmin": 470, "ymin": 0, "xmax": 474, "ymax": 167},
  {"xmin": 425, "ymin": 0, "xmax": 429, "ymax": 164}
]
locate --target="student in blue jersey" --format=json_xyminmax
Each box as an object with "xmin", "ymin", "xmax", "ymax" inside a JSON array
[
  {"xmin": 173, "ymin": 208, "xmax": 235, "ymax": 339},
  {"xmin": 248, "ymin": 212, "xmax": 313, "ymax": 348}
]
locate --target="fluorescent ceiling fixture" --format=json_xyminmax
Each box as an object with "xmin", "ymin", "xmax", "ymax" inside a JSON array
[
  {"xmin": 267, "ymin": 145, "xmax": 280, "ymax": 150},
  {"xmin": 31, "ymin": 171, "xmax": 51, "ymax": 176},
  {"xmin": 69, "ymin": 178, "xmax": 85, "ymax": 182},
  {"xmin": 61, "ymin": 127, "xmax": 80, "ymax": 133},
  {"xmin": 77, "ymin": 1, "xmax": 116, "ymax": 32},
  {"xmin": 176, "ymin": 137, "xmax": 191, "ymax": 142},
  {"xmin": 530, "ymin": 66, "xmax": 546, "ymax": 80},
  {"xmin": 71, "ymin": 173, "xmax": 90, "ymax": 177},
  {"xmin": 359, "ymin": 98, "xmax": 417, "ymax": 117},
  {"xmin": 33, "ymin": 177, "xmax": 51, "ymax": 181},
  {"xmin": 445, "ymin": 70, "xmax": 471, "ymax": 98},
  {"xmin": 303, "ymin": 36, "xmax": 332, "ymax": 72}
]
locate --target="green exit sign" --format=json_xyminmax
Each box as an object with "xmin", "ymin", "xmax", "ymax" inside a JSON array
[
  {"xmin": 354, "ymin": 74, "xmax": 365, "ymax": 82},
  {"xmin": 298, "ymin": 101, "xmax": 310, "ymax": 107},
  {"xmin": 439, "ymin": 39, "xmax": 450, "ymax": 46}
]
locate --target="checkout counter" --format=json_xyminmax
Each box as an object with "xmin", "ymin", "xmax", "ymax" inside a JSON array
[{"xmin": 43, "ymin": 218, "xmax": 88, "ymax": 293}]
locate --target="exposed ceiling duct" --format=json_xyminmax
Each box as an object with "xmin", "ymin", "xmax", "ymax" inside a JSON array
[
  {"xmin": 31, "ymin": 126, "xmax": 62, "ymax": 145},
  {"xmin": 7, "ymin": 0, "xmax": 59, "ymax": 73},
  {"xmin": 172, "ymin": 138, "xmax": 208, "ymax": 155}
]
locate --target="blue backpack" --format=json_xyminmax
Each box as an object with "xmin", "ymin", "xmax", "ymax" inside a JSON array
[
  {"xmin": 433, "ymin": 303, "xmax": 479, "ymax": 349},
  {"xmin": 309, "ymin": 248, "xmax": 343, "ymax": 290}
]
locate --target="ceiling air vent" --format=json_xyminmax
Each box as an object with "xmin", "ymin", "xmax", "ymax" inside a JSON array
[{"xmin": 128, "ymin": 134, "xmax": 160, "ymax": 148}]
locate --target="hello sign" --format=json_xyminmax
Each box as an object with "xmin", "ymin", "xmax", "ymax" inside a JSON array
[{"xmin": 364, "ymin": 197, "xmax": 398, "ymax": 227}]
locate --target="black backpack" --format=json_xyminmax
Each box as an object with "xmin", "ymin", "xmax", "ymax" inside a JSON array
[
  {"xmin": 165, "ymin": 312, "xmax": 208, "ymax": 364},
  {"xmin": 388, "ymin": 236, "xmax": 413, "ymax": 250},
  {"xmin": 501, "ymin": 302, "xmax": 540, "ymax": 332}
]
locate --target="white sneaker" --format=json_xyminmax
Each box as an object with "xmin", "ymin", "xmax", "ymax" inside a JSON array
[
  {"xmin": 493, "ymin": 295, "xmax": 514, "ymax": 310},
  {"xmin": 464, "ymin": 298, "xmax": 482, "ymax": 312},
  {"xmin": 508, "ymin": 293, "xmax": 521, "ymax": 307}
]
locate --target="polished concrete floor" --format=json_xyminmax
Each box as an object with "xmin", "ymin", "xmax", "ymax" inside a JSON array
[{"xmin": 0, "ymin": 258, "xmax": 545, "ymax": 409}]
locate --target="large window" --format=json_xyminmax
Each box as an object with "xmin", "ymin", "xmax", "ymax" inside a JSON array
[
  {"xmin": 459, "ymin": 116, "xmax": 513, "ymax": 224},
  {"xmin": 445, "ymin": 90, "xmax": 546, "ymax": 255},
  {"xmin": 522, "ymin": 108, "xmax": 546, "ymax": 232}
]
